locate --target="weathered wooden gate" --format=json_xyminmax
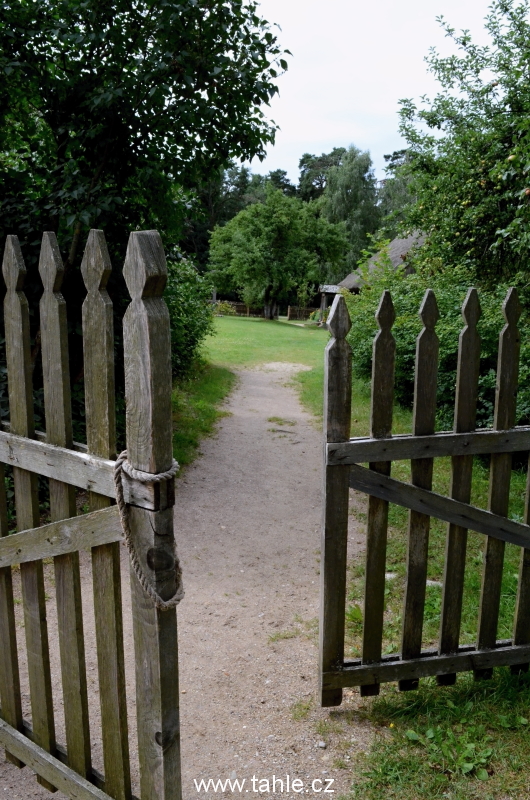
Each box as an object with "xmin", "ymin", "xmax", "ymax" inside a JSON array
[
  {"xmin": 0, "ymin": 229, "xmax": 181, "ymax": 798},
  {"xmin": 320, "ymin": 289, "xmax": 530, "ymax": 707}
]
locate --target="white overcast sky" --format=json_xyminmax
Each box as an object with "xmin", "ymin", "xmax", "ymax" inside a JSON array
[{"xmin": 251, "ymin": 0, "xmax": 492, "ymax": 182}]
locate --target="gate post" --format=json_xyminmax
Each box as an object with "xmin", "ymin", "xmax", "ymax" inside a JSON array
[
  {"xmin": 319, "ymin": 294, "xmax": 352, "ymax": 707},
  {"xmin": 122, "ymin": 231, "xmax": 182, "ymax": 800}
]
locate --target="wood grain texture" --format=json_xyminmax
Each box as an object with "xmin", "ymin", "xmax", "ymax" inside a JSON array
[
  {"xmin": 326, "ymin": 426, "xmax": 530, "ymax": 464},
  {"xmin": 0, "ymin": 460, "xmax": 23, "ymax": 768},
  {"xmin": 513, "ymin": 454, "xmax": 530, "ymax": 672},
  {"xmin": 476, "ymin": 288, "xmax": 521, "ymax": 680},
  {"xmin": 39, "ymin": 231, "xmax": 91, "ymax": 779},
  {"xmin": 3, "ymin": 234, "xmax": 56, "ymax": 791},
  {"xmin": 82, "ymin": 229, "xmax": 132, "ymax": 800},
  {"xmin": 0, "ymin": 506, "xmax": 121, "ymax": 568},
  {"xmin": 0, "ymin": 719, "xmax": 111, "ymax": 800},
  {"xmin": 123, "ymin": 231, "xmax": 182, "ymax": 800},
  {"xmin": 348, "ymin": 464, "xmax": 530, "ymax": 548},
  {"xmin": 361, "ymin": 291, "xmax": 395, "ymax": 697},
  {"xmin": 0, "ymin": 430, "xmax": 162, "ymax": 509},
  {"xmin": 322, "ymin": 641, "xmax": 530, "ymax": 689},
  {"xmin": 439, "ymin": 289, "xmax": 481, "ymax": 686},
  {"xmin": 319, "ymin": 295, "xmax": 352, "ymax": 708},
  {"xmin": 400, "ymin": 290, "xmax": 439, "ymax": 691}
]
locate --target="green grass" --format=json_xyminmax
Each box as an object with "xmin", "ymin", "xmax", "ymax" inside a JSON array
[
  {"xmin": 351, "ymin": 670, "xmax": 530, "ymax": 799},
  {"xmin": 172, "ymin": 317, "xmax": 328, "ymax": 468},
  {"xmin": 174, "ymin": 315, "xmax": 530, "ymax": 797},
  {"xmin": 204, "ymin": 316, "xmax": 328, "ymax": 369},
  {"xmin": 172, "ymin": 360, "xmax": 236, "ymax": 469}
]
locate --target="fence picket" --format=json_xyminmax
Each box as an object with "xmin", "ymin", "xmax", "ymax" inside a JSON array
[
  {"xmin": 3, "ymin": 235, "xmax": 56, "ymax": 791},
  {"xmin": 361, "ymin": 291, "xmax": 395, "ymax": 697},
  {"xmin": 438, "ymin": 288, "xmax": 481, "ymax": 685},
  {"xmin": 476, "ymin": 288, "xmax": 521, "ymax": 679},
  {"xmin": 513, "ymin": 462, "xmax": 530, "ymax": 672},
  {"xmin": 400, "ymin": 290, "xmax": 439, "ymax": 691},
  {"xmin": 39, "ymin": 232, "xmax": 91, "ymax": 778},
  {"xmin": 0, "ymin": 461, "xmax": 23, "ymax": 769},
  {"xmin": 81, "ymin": 230, "xmax": 132, "ymax": 800},
  {"xmin": 122, "ymin": 231, "xmax": 181, "ymax": 800},
  {"xmin": 319, "ymin": 295, "xmax": 352, "ymax": 708}
]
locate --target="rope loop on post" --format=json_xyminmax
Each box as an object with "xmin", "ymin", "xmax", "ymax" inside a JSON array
[{"xmin": 114, "ymin": 450, "xmax": 184, "ymax": 610}]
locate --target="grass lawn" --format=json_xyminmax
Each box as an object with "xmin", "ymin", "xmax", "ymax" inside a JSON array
[
  {"xmin": 173, "ymin": 313, "xmax": 530, "ymax": 799},
  {"xmin": 172, "ymin": 316, "xmax": 329, "ymax": 467}
]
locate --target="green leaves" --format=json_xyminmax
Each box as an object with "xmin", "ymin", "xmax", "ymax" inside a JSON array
[
  {"xmin": 404, "ymin": 722, "xmax": 494, "ymax": 778},
  {"xmin": 397, "ymin": 0, "xmax": 530, "ymax": 284},
  {"xmin": 1, "ymin": 0, "xmax": 288, "ymax": 270},
  {"xmin": 208, "ymin": 187, "xmax": 348, "ymax": 315}
]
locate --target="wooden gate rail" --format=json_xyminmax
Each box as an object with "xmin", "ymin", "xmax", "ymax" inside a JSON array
[
  {"xmin": 0, "ymin": 229, "xmax": 181, "ymax": 799},
  {"xmin": 319, "ymin": 288, "xmax": 530, "ymax": 706},
  {"xmin": 0, "ymin": 429, "xmax": 164, "ymax": 508}
]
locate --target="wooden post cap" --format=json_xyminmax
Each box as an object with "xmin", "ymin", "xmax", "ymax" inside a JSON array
[
  {"xmin": 123, "ymin": 230, "xmax": 167, "ymax": 300},
  {"xmin": 503, "ymin": 286, "xmax": 521, "ymax": 326},
  {"xmin": 375, "ymin": 290, "xmax": 395, "ymax": 332},
  {"xmin": 2, "ymin": 235, "xmax": 26, "ymax": 292},
  {"xmin": 38, "ymin": 232, "xmax": 64, "ymax": 293},
  {"xmin": 81, "ymin": 230, "xmax": 112, "ymax": 294},
  {"xmin": 327, "ymin": 294, "xmax": 351, "ymax": 339},
  {"xmin": 462, "ymin": 287, "xmax": 481, "ymax": 327},
  {"xmin": 419, "ymin": 288, "xmax": 439, "ymax": 330}
]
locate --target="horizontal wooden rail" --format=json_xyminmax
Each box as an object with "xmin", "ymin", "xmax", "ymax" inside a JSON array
[
  {"xmin": 0, "ymin": 712, "xmax": 140, "ymax": 800},
  {"xmin": 349, "ymin": 463, "xmax": 530, "ymax": 549},
  {"xmin": 1, "ymin": 421, "xmax": 88, "ymax": 452},
  {"xmin": 322, "ymin": 641, "xmax": 530, "ymax": 688},
  {"xmin": 0, "ymin": 506, "xmax": 120, "ymax": 568},
  {"xmin": 328, "ymin": 426, "xmax": 530, "ymax": 465},
  {"xmin": 0, "ymin": 717, "xmax": 111, "ymax": 800},
  {"xmin": 0, "ymin": 428, "xmax": 169, "ymax": 510}
]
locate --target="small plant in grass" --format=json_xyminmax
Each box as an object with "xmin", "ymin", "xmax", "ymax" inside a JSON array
[
  {"xmin": 268, "ymin": 629, "xmax": 299, "ymax": 643},
  {"xmin": 351, "ymin": 670, "xmax": 530, "ymax": 799},
  {"xmin": 215, "ymin": 300, "xmax": 236, "ymax": 316},
  {"xmin": 404, "ymin": 723, "xmax": 493, "ymax": 779},
  {"xmin": 291, "ymin": 699, "xmax": 313, "ymax": 720}
]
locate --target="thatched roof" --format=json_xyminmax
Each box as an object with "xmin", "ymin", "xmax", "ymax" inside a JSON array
[{"xmin": 338, "ymin": 233, "xmax": 424, "ymax": 292}]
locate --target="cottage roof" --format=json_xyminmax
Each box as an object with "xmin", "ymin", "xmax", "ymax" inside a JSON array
[{"xmin": 338, "ymin": 233, "xmax": 424, "ymax": 292}]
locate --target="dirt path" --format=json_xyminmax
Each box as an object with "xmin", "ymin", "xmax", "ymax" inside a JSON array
[{"xmin": 1, "ymin": 362, "xmax": 372, "ymax": 799}]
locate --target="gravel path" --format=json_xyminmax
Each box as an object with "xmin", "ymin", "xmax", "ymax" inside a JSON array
[{"xmin": 0, "ymin": 362, "xmax": 371, "ymax": 800}]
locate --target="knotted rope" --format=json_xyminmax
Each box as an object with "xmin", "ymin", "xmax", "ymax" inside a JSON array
[{"xmin": 114, "ymin": 450, "xmax": 184, "ymax": 610}]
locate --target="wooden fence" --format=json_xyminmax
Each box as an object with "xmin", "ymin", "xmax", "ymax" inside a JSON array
[
  {"xmin": 320, "ymin": 289, "xmax": 530, "ymax": 706},
  {"xmin": 286, "ymin": 306, "xmax": 318, "ymax": 321},
  {"xmin": 0, "ymin": 230, "xmax": 181, "ymax": 798}
]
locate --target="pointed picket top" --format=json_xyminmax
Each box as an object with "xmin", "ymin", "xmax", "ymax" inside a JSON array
[
  {"xmin": 503, "ymin": 286, "xmax": 521, "ymax": 327},
  {"xmin": 2, "ymin": 235, "xmax": 26, "ymax": 292},
  {"xmin": 81, "ymin": 229, "xmax": 112, "ymax": 294},
  {"xmin": 39, "ymin": 231, "xmax": 64, "ymax": 294},
  {"xmin": 327, "ymin": 293, "xmax": 351, "ymax": 340},
  {"xmin": 123, "ymin": 230, "xmax": 167, "ymax": 301},
  {"xmin": 419, "ymin": 289, "xmax": 439, "ymax": 330},
  {"xmin": 375, "ymin": 290, "xmax": 395, "ymax": 332},
  {"xmin": 462, "ymin": 287, "xmax": 481, "ymax": 328}
]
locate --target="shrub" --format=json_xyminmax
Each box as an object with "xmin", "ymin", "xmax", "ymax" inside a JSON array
[
  {"xmin": 215, "ymin": 300, "xmax": 236, "ymax": 316},
  {"xmin": 165, "ymin": 258, "xmax": 215, "ymax": 377},
  {"xmin": 344, "ymin": 252, "xmax": 530, "ymax": 430}
]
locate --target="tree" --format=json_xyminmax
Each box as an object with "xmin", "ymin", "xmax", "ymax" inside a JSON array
[
  {"xmin": 398, "ymin": 0, "xmax": 530, "ymax": 283},
  {"xmin": 267, "ymin": 169, "xmax": 297, "ymax": 196},
  {"xmin": 320, "ymin": 145, "xmax": 380, "ymax": 272},
  {"xmin": 0, "ymin": 0, "xmax": 287, "ymax": 270},
  {"xmin": 378, "ymin": 150, "xmax": 414, "ymax": 238},
  {"xmin": 0, "ymin": 0, "xmax": 287, "ymax": 399},
  {"xmin": 298, "ymin": 148, "xmax": 346, "ymax": 201},
  {"xmin": 208, "ymin": 187, "xmax": 348, "ymax": 318}
]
